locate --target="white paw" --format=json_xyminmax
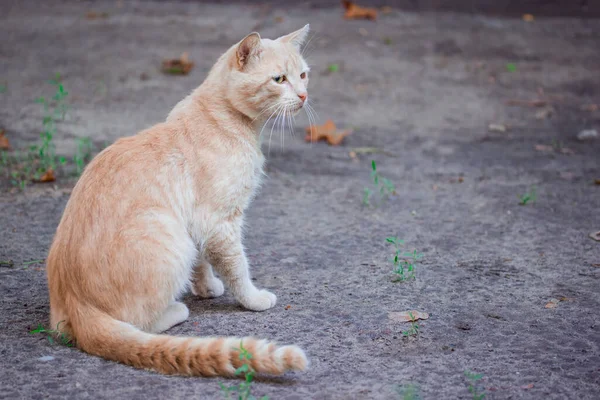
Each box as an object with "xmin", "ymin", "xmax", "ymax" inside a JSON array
[
  {"xmin": 192, "ymin": 277, "xmax": 225, "ymax": 298},
  {"xmin": 241, "ymin": 289, "xmax": 277, "ymax": 311}
]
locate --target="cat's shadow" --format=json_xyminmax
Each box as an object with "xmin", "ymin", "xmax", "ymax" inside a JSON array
[{"xmin": 183, "ymin": 294, "xmax": 248, "ymax": 315}]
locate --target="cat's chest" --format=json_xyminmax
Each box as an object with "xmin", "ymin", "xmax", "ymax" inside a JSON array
[{"xmin": 217, "ymin": 152, "xmax": 264, "ymax": 209}]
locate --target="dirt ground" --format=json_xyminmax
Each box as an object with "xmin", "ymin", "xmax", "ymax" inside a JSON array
[{"xmin": 1, "ymin": 1, "xmax": 599, "ymax": 399}]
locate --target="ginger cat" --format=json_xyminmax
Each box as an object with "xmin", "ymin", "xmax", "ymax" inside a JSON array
[{"xmin": 46, "ymin": 26, "xmax": 311, "ymax": 377}]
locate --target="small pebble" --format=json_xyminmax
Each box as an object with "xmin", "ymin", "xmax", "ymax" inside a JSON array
[
  {"xmin": 38, "ymin": 356, "xmax": 55, "ymax": 362},
  {"xmin": 577, "ymin": 129, "xmax": 598, "ymax": 141}
]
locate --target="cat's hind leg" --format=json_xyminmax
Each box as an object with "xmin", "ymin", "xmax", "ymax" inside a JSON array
[
  {"xmin": 149, "ymin": 301, "xmax": 190, "ymax": 333},
  {"xmin": 191, "ymin": 256, "xmax": 225, "ymax": 298}
]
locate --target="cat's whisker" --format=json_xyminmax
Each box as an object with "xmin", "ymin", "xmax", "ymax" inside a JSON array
[
  {"xmin": 253, "ymin": 102, "xmax": 281, "ymax": 123},
  {"xmin": 269, "ymin": 104, "xmax": 285, "ymax": 156},
  {"xmin": 263, "ymin": 104, "xmax": 285, "ymax": 156}
]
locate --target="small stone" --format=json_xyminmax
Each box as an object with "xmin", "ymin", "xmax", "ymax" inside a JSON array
[
  {"xmin": 38, "ymin": 356, "xmax": 55, "ymax": 361},
  {"xmin": 577, "ymin": 129, "xmax": 598, "ymax": 141}
]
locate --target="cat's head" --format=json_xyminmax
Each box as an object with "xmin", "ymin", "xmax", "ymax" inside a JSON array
[{"xmin": 225, "ymin": 25, "xmax": 311, "ymax": 122}]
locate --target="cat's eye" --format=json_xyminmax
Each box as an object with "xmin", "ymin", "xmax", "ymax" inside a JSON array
[
  {"xmin": 273, "ymin": 75, "xmax": 286, "ymax": 84},
  {"xmin": 300, "ymin": 72, "xmax": 307, "ymax": 79}
]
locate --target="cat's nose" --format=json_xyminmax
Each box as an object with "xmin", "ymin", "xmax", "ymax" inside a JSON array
[{"xmin": 298, "ymin": 92, "xmax": 307, "ymax": 102}]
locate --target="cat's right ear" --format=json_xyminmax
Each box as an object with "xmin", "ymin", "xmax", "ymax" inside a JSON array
[{"xmin": 236, "ymin": 32, "xmax": 262, "ymax": 70}]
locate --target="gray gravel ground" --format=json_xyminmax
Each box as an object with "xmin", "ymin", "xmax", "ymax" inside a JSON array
[{"xmin": 1, "ymin": 1, "xmax": 599, "ymax": 399}]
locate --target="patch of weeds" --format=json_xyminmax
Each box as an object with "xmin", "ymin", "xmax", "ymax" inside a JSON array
[
  {"xmin": 363, "ymin": 160, "xmax": 395, "ymax": 206},
  {"xmin": 30, "ymin": 320, "xmax": 73, "ymax": 347},
  {"xmin": 0, "ymin": 83, "xmax": 7, "ymax": 93},
  {"xmin": 395, "ymin": 383, "xmax": 421, "ymax": 400},
  {"xmin": 21, "ymin": 259, "xmax": 45, "ymax": 269},
  {"xmin": 1, "ymin": 73, "xmax": 70, "ymax": 188},
  {"xmin": 386, "ymin": 237, "xmax": 422, "ymax": 282},
  {"xmin": 220, "ymin": 341, "xmax": 268, "ymax": 400},
  {"xmin": 402, "ymin": 312, "xmax": 420, "ymax": 337},
  {"xmin": 327, "ymin": 63, "xmax": 339, "ymax": 73},
  {"xmin": 464, "ymin": 370, "xmax": 486, "ymax": 400},
  {"xmin": 505, "ymin": 63, "xmax": 517, "ymax": 72},
  {"xmin": 74, "ymin": 137, "xmax": 94, "ymax": 175},
  {"xmin": 518, "ymin": 186, "xmax": 536, "ymax": 205},
  {"xmin": 383, "ymin": 37, "xmax": 393, "ymax": 45}
]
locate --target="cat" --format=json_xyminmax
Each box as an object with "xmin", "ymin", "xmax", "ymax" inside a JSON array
[{"xmin": 46, "ymin": 25, "xmax": 311, "ymax": 377}]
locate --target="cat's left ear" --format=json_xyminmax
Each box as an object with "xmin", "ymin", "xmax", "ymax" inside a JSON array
[{"xmin": 278, "ymin": 24, "xmax": 310, "ymax": 49}]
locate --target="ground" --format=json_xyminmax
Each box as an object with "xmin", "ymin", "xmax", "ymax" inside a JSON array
[{"xmin": 1, "ymin": 1, "xmax": 599, "ymax": 399}]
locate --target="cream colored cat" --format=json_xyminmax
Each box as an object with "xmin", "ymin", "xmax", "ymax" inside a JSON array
[{"xmin": 46, "ymin": 26, "xmax": 311, "ymax": 377}]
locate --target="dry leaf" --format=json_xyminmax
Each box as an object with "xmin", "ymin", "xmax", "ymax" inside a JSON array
[
  {"xmin": 358, "ymin": 27, "xmax": 369, "ymax": 36},
  {"xmin": 506, "ymin": 99, "xmax": 548, "ymax": 107},
  {"xmin": 488, "ymin": 123, "xmax": 507, "ymax": 132},
  {"xmin": 0, "ymin": 129, "xmax": 9, "ymax": 150},
  {"xmin": 381, "ymin": 6, "xmax": 393, "ymax": 14},
  {"xmin": 581, "ymin": 104, "xmax": 598, "ymax": 112},
  {"xmin": 274, "ymin": 16, "xmax": 284, "ymax": 23},
  {"xmin": 305, "ymin": 120, "xmax": 352, "ymax": 146},
  {"xmin": 388, "ymin": 310, "xmax": 429, "ymax": 323},
  {"xmin": 594, "ymin": 178, "xmax": 600, "ymax": 185},
  {"xmin": 534, "ymin": 144, "xmax": 553, "ymax": 153},
  {"xmin": 162, "ymin": 52, "xmax": 194, "ymax": 75},
  {"xmin": 535, "ymin": 107, "xmax": 554, "ymax": 119},
  {"xmin": 522, "ymin": 14, "xmax": 534, "ymax": 22},
  {"xmin": 86, "ymin": 11, "xmax": 109, "ymax": 20},
  {"xmin": 285, "ymin": 305, "xmax": 291, "ymax": 310},
  {"xmin": 342, "ymin": 1, "xmax": 377, "ymax": 20},
  {"xmin": 37, "ymin": 169, "xmax": 55, "ymax": 183},
  {"xmin": 545, "ymin": 298, "xmax": 560, "ymax": 309},
  {"xmin": 590, "ymin": 231, "xmax": 600, "ymax": 242},
  {"xmin": 559, "ymin": 147, "xmax": 574, "ymax": 155},
  {"xmin": 521, "ymin": 383, "xmax": 534, "ymax": 390}
]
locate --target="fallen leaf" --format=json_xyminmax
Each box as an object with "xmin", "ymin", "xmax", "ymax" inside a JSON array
[
  {"xmin": 559, "ymin": 172, "xmax": 575, "ymax": 180},
  {"xmin": 594, "ymin": 179, "xmax": 600, "ymax": 185},
  {"xmin": 274, "ymin": 16, "xmax": 284, "ymax": 23},
  {"xmin": 590, "ymin": 231, "xmax": 600, "ymax": 242},
  {"xmin": 342, "ymin": 1, "xmax": 377, "ymax": 20},
  {"xmin": 488, "ymin": 123, "xmax": 507, "ymax": 132},
  {"xmin": 522, "ymin": 14, "xmax": 534, "ymax": 22},
  {"xmin": 592, "ymin": 263, "xmax": 600, "ymax": 267},
  {"xmin": 577, "ymin": 129, "xmax": 598, "ymax": 141},
  {"xmin": 161, "ymin": 52, "xmax": 194, "ymax": 75},
  {"xmin": 521, "ymin": 383, "xmax": 534, "ymax": 390},
  {"xmin": 381, "ymin": 6, "xmax": 393, "ymax": 14},
  {"xmin": 535, "ymin": 107, "xmax": 554, "ymax": 119},
  {"xmin": 545, "ymin": 298, "xmax": 560, "ymax": 309},
  {"xmin": 37, "ymin": 169, "xmax": 55, "ymax": 183},
  {"xmin": 358, "ymin": 27, "xmax": 369, "ymax": 36},
  {"xmin": 534, "ymin": 144, "xmax": 554, "ymax": 153},
  {"xmin": 559, "ymin": 147, "xmax": 574, "ymax": 155},
  {"xmin": 0, "ymin": 129, "xmax": 9, "ymax": 150},
  {"xmin": 285, "ymin": 305, "xmax": 291, "ymax": 310},
  {"xmin": 305, "ymin": 120, "xmax": 352, "ymax": 146},
  {"xmin": 85, "ymin": 11, "xmax": 109, "ymax": 20},
  {"xmin": 580, "ymin": 104, "xmax": 598, "ymax": 112},
  {"xmin": 388, "ymin": 310, "xmax": 429, "ymax": 323},
  {"xmin": 506, "ymin": 99, "xmax": 548, "ymax": 107}
]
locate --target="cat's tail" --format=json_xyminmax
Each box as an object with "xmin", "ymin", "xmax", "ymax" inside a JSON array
[{"xmin": 68, "ymin": 303, "xmax": 308, "ymax": 377}]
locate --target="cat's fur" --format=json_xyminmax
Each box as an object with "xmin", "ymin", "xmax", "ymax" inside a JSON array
[{"xmin": 46, "ymin": 26, "xmax": 311, "ymax": 377}]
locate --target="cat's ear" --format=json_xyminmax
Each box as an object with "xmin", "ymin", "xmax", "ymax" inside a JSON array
[
  {"xmin": 278, "ymin": 24, "xmax": 310, "ymax": 49},
  {"xmin": 236, "ymin": 32, "xmax": 262, "ymax": 69}
]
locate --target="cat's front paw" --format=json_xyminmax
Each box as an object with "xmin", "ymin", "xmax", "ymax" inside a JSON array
[
  {"xmin": 192, "ymin": 277, "xmax": 225, "ymax": 298},
  {"xmin": 241, "ymin": 289, "xmax": 277, "ymax": 311}
]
